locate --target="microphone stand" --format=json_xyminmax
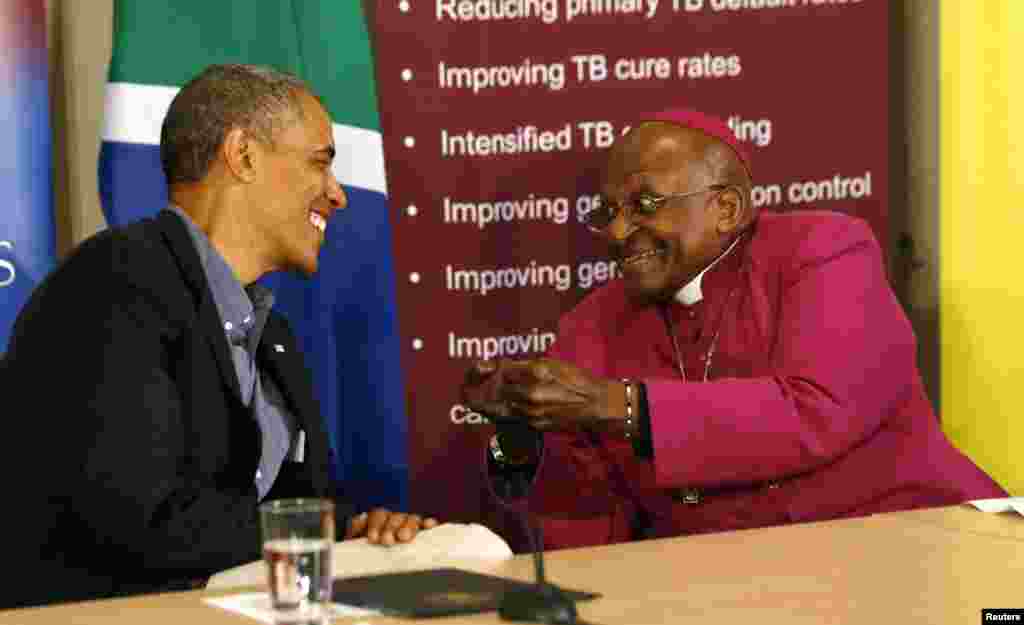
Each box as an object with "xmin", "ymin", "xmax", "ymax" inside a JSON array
[{"xmin": 498, "ymin": 504, "xmax": 578, "ymax": 624}]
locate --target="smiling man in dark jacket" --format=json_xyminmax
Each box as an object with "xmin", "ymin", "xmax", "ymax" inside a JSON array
[{"xmin": 2, "ymin": 64, "xmax": 435, "ymax": 608}]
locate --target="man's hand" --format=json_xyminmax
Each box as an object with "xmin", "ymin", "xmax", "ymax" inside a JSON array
[
  {"xmin": 344, "ymin": 508, "xmax": 439, "ymax": 546},
  {"xmin": 461, "ymin": 358, "xmax": 622, "ymax": 431}
]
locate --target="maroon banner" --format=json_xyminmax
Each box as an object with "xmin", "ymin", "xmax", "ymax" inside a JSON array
[{"xmin": 372, "ymin": 0, "xmax": 888, "ymax": 532}]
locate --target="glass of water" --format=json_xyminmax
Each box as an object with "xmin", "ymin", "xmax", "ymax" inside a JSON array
[{"xmin": 259, "ymin": 498, "xmax": 335, "ymax": 615}]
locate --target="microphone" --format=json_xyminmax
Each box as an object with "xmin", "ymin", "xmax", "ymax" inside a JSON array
[
  {"xmin": 488, "ymin": 423, "xmax": 579, "ymax": 624},
  {"xmin": 498, "ymin": 515, "xmax": 578, "ymax": 624}
]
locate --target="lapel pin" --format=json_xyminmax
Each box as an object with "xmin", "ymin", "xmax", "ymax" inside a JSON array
[{"xmin": 273, "ymin": 344, "xmax": 285, "ymax": 353}]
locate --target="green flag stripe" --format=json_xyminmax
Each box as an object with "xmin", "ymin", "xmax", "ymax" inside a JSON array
[
  {"xmin": 108, "ymin": 0, "xmax": 381, "ymax": 132},
  {"xmin": 103, "ymin": 82, "xmax": 387, "ymax": 194}
]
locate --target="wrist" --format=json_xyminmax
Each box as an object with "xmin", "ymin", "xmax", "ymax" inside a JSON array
[
  {"xmin": 621, "ymin": 379, "xmax": 638, "ymax": 438},
  {"xmin": 600, "ymin": 379, "xmax": 638, "ymax": 438}
]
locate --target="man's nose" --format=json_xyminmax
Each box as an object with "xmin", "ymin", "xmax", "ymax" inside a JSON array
[{"xmin": 326, "ymin": 174, "xmax": 347, "ymax": 211}]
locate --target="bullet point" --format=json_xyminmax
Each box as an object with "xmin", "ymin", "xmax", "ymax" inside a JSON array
[
  {"xmin": 404, "ymin": 136, "xmax": 415, "ymax": 148},
  {"xmin": 399, "ymin": 0, "xmax": 410, "ymax": 12},
  {"xmin": 412, "ymin": 338, "xmax": 423, "ymax": 350},
  {"xmin": 407, "ymin": 205, "xmax": 418, "ymax": 216},
  {"xmin": 409, "ymin": 272, "xmax": 421, "ymax": 284},
  {"xmin": 401, "ymin": 68, "xmax": 413, "ymax": 82}
]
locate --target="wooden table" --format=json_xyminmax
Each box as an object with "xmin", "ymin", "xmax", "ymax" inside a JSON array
[
  {"xmin": 5, "ymin": 505, "xmax": 1022, "ymax": 624},
  {"xmin": 870, "ymin": 504, "xmax": 1024, "ymax": 542}
]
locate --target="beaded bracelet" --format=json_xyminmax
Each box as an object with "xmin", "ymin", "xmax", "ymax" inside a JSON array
[{"xmin": 622, "ymin": 378, "xmax": 634, "ymax": 439}]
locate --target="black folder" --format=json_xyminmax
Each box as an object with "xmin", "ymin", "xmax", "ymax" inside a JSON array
[{"xmin": 331, "ymin": 567, "xmax": 600, "ymax": 617}]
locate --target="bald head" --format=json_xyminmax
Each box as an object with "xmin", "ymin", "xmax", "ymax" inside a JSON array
[
  {"xmin": 633, "ymin": 108, "xmax": 753, "ymax": 176},
  {"xmin": 611, "ymin": 122, "xmax": 755, "ymax": 229}
]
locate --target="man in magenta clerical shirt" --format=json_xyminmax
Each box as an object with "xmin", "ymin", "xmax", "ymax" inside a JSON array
[{"xmin": 461, "ymin": 109, "xmax": 1006, "ymax": 550}]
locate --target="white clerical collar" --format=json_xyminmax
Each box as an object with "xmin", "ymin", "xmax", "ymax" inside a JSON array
[{"xmin": 674, "ymin": 235, "xmax": 744, "ymax": 306}]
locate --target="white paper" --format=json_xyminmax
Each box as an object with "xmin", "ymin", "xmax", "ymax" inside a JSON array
[
  {"xmin": 966, "ymin": 497, "xmax": 1024, "ymax": 515},
  {"xmin": 204, "ymin": 592, "xmax": 378, "ymax": 624},
  {"xmin": 207, "ymin": 523, "xmax": 513, "ymax": 590}
]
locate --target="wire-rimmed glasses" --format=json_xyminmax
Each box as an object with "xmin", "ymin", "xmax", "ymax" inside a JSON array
[{"xmin": 584, "ymin": 184, "xmax": 727, "ymax": 233}]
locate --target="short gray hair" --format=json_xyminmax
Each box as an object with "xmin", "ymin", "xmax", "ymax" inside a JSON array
[{"xmin": 160, "ymin": 64, "xmax": 311, "ymax": 184}]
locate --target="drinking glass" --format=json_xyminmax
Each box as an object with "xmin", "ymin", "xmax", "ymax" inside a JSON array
[{"xmin": 259, "ymin": 498, "xmax": 335, "ymax": 615}]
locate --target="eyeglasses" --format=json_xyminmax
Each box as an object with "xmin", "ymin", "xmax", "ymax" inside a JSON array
[{"xmin": 584, "ymin": 184, "xmax": 727, "ymax": 233}]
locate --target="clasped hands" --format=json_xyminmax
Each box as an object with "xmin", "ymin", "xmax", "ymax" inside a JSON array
[
  {"xmin": 460, "ymin": 357, "xmax": 626, "ymax": 432},
  {"xmin": 351, "ymin": 359, "xmax": 620, "ymax": 542}
]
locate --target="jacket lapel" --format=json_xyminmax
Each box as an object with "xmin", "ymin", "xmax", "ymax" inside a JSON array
[{"xmin": 156, "ymin": 209, "xmax": 242, "ymax": 400}]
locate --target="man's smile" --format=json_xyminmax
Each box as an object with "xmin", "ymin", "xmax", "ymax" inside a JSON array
[
  {"xmin": 622, "ymin": 248, "xmax": 665, "ymax": 268},
  {"xmin": 308, "ymin": 210, "xmax": 327, "ymax": 235}
]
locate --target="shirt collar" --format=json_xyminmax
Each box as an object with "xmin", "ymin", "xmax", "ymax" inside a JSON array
[
  {"xmin": 674, "ymin": 234, "xmax": 744, "ymax": 306},
  {"xmin": 168, "ymin": 205, "xmax": 272, "ymax": 344}
]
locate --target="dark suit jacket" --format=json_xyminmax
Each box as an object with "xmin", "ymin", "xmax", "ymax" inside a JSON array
[{"xmin": 2, "ymin": 209, "xmax": 351, "ymax": 608}]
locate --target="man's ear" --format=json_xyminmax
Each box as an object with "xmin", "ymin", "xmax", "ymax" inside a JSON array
[
  {"xmin": 714, "ymin": 185, "xmax": 747, "ymax": 234},
  {"xmin": 222, "ymin": 128, "xmax": 257, "ymax": 182}
]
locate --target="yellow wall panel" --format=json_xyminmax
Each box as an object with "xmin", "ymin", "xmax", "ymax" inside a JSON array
[{"xmin": 941, "ymin": 1, "xmax": 1023, "ymax": 494}]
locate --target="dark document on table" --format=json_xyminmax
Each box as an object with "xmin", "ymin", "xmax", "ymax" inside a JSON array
[{"xmin": 332, "ymin": 567, "xmax": 600, "ymax": 617}]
